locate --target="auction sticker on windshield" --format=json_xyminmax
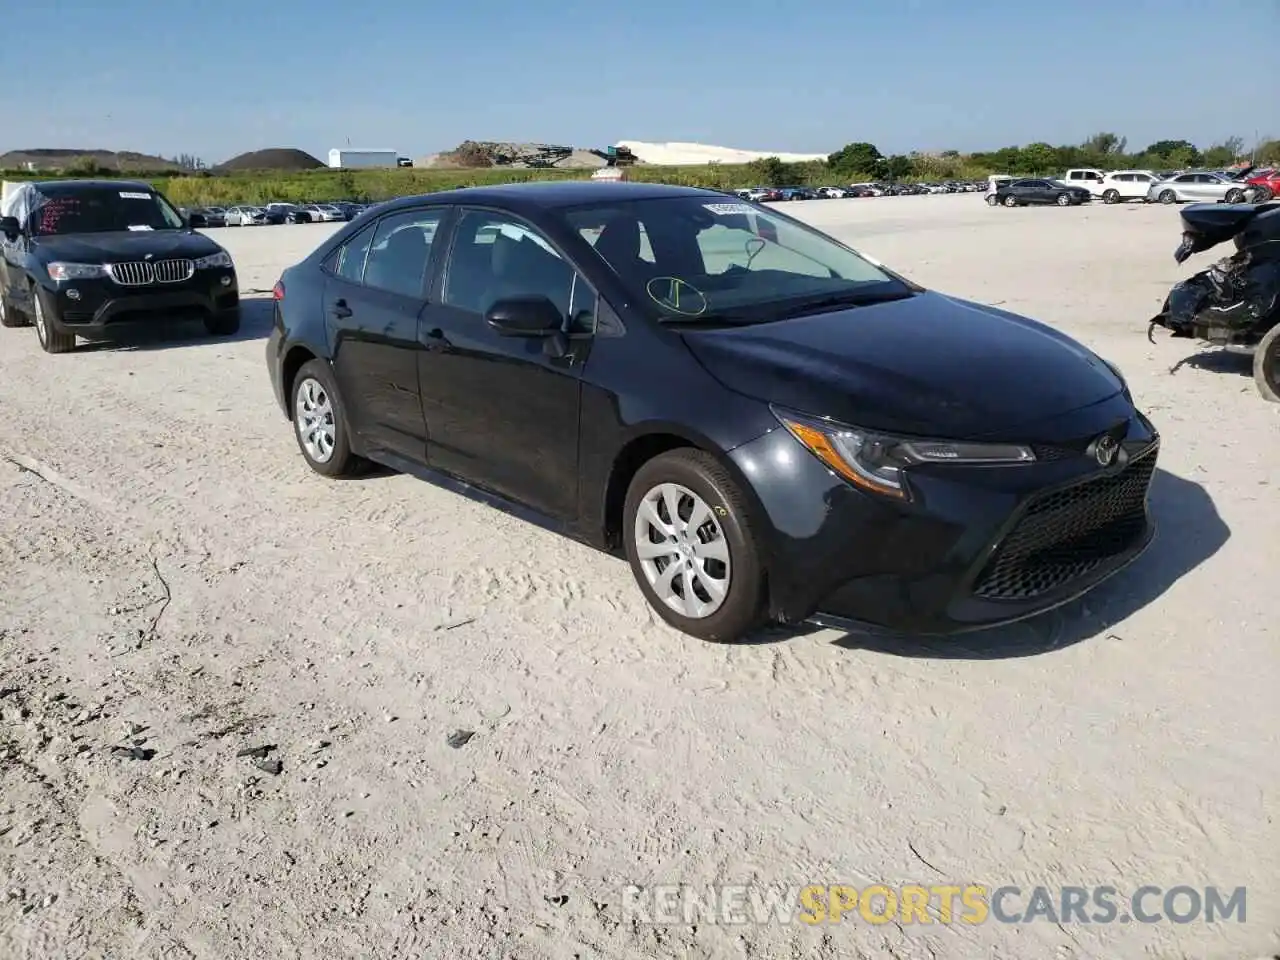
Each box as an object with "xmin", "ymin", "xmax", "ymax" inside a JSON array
[
  {"xmin": 119, "ymin": 191, "xmax": 151, "ymax": 200},
  {"xmin": 703, "ymin": 203, "xmax": 757, "ymax": 216}
]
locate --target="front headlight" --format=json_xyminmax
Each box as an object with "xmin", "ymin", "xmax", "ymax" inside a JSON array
[
  {"xmin": 773, "ymin": 407, "xmax": 1035, "ymax": 500},
  {"xmin": 47, "ymin": 262, "xmax": 108, "ymax": 281},
  {"xmin": 195, "ymin": 250, "xmax": 233, "ymax": 269}
]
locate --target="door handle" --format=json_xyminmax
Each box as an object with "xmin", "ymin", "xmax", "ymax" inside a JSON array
[
  {"xmin": 423, "ymin": 326, "xmax": 451, "ymax": 351},
  {"xmin": 330, "ymin": 299, "xmax": 352, "ymax": 319}
]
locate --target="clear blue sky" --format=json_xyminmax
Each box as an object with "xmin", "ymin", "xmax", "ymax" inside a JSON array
[{"xmin": 5, "ymin": 0, "xmax": 1275, "ymax": 165}]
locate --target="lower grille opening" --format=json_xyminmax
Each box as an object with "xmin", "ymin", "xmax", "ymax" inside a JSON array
[{"xmin": 973, "ymin": 447, "xmax": 1157, "ymax": 601}]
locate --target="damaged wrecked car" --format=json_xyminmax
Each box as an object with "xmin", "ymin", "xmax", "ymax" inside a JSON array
[{"xmin": 1149, "ymin": 200, "xmax": 1280, "ymax": 401}]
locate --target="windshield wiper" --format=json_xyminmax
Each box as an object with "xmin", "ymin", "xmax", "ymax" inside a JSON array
[{"xmin": 774, "ymin": 290, "xmax": 914, "ymax": 320}]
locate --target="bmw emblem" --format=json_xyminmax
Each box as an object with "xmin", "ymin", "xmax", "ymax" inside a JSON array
[{"xmin": 1094, "ymin": 434, "xmax": 1119, "ymax": 467}]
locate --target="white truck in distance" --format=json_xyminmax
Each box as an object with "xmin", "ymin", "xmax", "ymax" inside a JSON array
[{"xmin": 327, "ymin": 149, "xmax": 410, "ymax": 169}]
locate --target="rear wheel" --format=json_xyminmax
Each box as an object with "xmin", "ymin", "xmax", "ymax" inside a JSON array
[
  {"xmin": 1225, "ymin": 188, "xmax": 1245, "ymax": 203},
  {"xmin": 1003, "ymin": 194, "xmax": 1018, "ymax": 207},
  {"xmin": 1056, "ymin": 193, "xmax": 1072, "ymax": 206},
  {"xmin": 291, "ymin": 359, "xmax": 357, "ymax": 477},
  {"xmin": 32, "ymin": 286, "xmax": 75, "ymax": 353},
  {"xmin": 623, "ymin": 449, "xmax": 766, "ymax": 643},
  {"xmin": 1253, "ymin": 324, "xmax": 1280, "ymax": 403},
  {"xmin": 1159, "ymin": 190, "xmax": 1177, "ymax": 204},
  {"xmin": 1103, "ymin": 189, "xmax": 1120, "ymax": 204},
  {"xmin": 986, "ymin": 194, "xmax": 999, "ymax": 206}
]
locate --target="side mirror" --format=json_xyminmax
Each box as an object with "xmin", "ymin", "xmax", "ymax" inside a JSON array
[
  {"xmin": 0, "ymin": 216, "xmax": 20, "ymax": 241},
  {"xmin": 484, "ymin": 295, "xmax": 563, "ymax": 337}
]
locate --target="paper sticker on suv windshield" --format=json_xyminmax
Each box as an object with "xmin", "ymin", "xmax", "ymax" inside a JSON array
[
  {"xmin": 703, "ymin": 202, "xmax": 756, "ymax": 216},
  {"xmin": 127, "ymin": 225, "xmax": 154, "ymax": 231},
  {"xmin": 119, "ymin": 191, "xmax": 151, "ymax": 200}
]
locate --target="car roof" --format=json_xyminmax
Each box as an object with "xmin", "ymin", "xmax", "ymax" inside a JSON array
[
  {"xmin": 31, "ymin": 178, "xmax": 155, "ymax": 193},
  {"xmin": 374, "ymin": 180, "xmax": 716, "ymax": 215}
]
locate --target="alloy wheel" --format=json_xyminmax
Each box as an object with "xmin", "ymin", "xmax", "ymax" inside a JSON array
[
  {"xmin": 632, "ymin": 482, "xmax": 731, "ymax": 619},
  {"xmin": 294, "ymin": 376, "xmax": 336, "ymax": 463},
  {"xmin": 33, "ymin": 295, "xmax": 47, "ymax": 345},
  {"xmin": 1057, "ymin": 193, "xmax": 1071, "ymax": 206}
]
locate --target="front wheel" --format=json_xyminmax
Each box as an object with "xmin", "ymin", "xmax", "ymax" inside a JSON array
[
  {"xmin": 204, "ymin": 308, "xmax": 241, "ymax": 336},
  {"xmin": 1003, "ymin": 195, "xmax": 1018, "ymax": 207},
  {"xmin": 1103, "ymin": 189, "xmax": 1120, "ymax": 204},
  {"xmin": 1159, "ymin": 190, "xmax": 1177, "ymax": 204},
  {"xmin": 1225, "ymin": 188, "xmax": 1245, "ymax": 203},
  {"xmin": 1254, "ymin": 324, "xmax": 1280, "ymax": 403},
  {"xmin": 623, "ymin": 449, "xmax": 766, "ymax": 642},
  {"xmin": 0, "ymin": 288, "xmax": 28, "ymax": 328},
  {"xmin": 291, "ymin": 359, "xmax": 358, "ymax": 477},
  {"xmin": 986, "ymin": 194, "xmax": 999, "ymax": 206},
  {"xmin": 32, "ymin": 287, "xmax": 75, "ymax": 353}
]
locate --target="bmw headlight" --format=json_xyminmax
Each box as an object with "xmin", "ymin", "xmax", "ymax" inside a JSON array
[
  {"xmin": 773, "ymin": 406, "xmax": 1035, "ymax": 500},
  {"xmin": 47, "ymin": 262, "xmax": 108, "ymax": 281},
  {"xmin": 195, "ymin": 250, "xmax": 234, "ymax": 269}
]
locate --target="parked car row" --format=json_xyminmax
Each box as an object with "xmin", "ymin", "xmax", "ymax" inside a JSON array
[
  {"xmin": 985, "ymin": 166, "xmax": 1276, "ymax": 209},
  {"xmin": 734, "ymin": 180, "xmax": 987, "ymax": 202},
  {"xmin": 179, "ymin": 201, "xmax": 373, "ymax": 228}
]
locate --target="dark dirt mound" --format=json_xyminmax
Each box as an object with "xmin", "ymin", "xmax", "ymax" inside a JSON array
[{"xmin": 216, "ymin": 148, "xmax": 325, "ymax": 172}]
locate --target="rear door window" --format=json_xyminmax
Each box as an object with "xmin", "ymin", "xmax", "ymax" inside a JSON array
[
  {"xmin": 331, "ymin": 222, "xmax": 376, "ymax": 283},
  {"xmin": 361, "ymin": 208, "xmax": 443, "ymax": 298}
]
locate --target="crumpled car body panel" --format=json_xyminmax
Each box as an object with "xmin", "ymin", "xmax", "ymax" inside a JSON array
[{"xmin": 1151, "ymin": 202, "xmax": 1280, "ymax": 345}]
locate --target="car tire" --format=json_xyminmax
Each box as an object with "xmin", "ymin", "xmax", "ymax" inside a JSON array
[
  {"xmin": 986, "ymin": 194, "xmax": 999, "ymax": 206},
  {"xmin": 1225, "ymin": 188, "xmax": 1245, "ymax": 204},
  {"xmin": 291, "ymin": 359, "xmax": 358, "ymax": 477},
  {"xmin": 1253, "ymin": 323, "xmax": 1280, "ymax": 403},
  {"xmin": 1103, "ymin": 189, "xmax": 1120, "ymax": 204},
  {"xmin": 204, "ymin": 308, "xmax": 241, "ymax": 336},
  {"xmin": 1003, "ymin": 195, "xmax": 1018, "ymax": 207},
  {"xmin": 1159, "ymin": 190, "xmax": 1177, "ymax": 204},
  {"xmin": 0, "ymin": 288, "xmax": 29, "ymax": 328},
  {"xmin": 31, "ymin": 285, "xmax": 75, "ymax": 354},
  {"xmin": 623, "ymin": 448, "xmax": 766, "ymax": 643},
  {"xmin": 1056, "ymin": 193, "xmax": 1072, "ymax": 206}
]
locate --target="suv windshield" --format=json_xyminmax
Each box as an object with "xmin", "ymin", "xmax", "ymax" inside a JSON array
[
  {"xmin": 30, "ymin": 187, "xmax": 185, "ymax": 236},
  {"xmin": 563, "ymin": 196, "xmax": 911, "ymax": 324}
]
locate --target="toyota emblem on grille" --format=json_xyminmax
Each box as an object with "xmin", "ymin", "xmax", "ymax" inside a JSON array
[{"xmin": 1094, "ymin": 434, "xmax": 1119, "ymax": 467}]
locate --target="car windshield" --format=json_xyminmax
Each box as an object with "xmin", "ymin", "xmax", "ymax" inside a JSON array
[
  {"xmin": 564, "ymin": 195, "xmax": 911, "ymax": 325},
  {"xmin": 29, "ymin": 187, "xmax": 185, "ymax": 236}
]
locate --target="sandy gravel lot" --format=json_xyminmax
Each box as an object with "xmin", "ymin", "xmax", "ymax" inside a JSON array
[{"xmin": 1, "ymin": 194, "xmax": 1277, "ymax": 960}]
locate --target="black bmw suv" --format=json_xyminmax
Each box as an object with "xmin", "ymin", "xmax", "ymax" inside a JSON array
[{"xmin": 0, "ymin": 179, "xmax": 240, "ymax": 353}]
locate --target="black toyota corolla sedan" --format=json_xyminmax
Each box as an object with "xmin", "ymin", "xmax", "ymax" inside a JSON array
[{"xmin": 265, "ymin": 181, "xmax": 1159, "ymax": 642}]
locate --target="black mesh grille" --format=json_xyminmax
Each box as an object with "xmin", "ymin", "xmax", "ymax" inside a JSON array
[
  {"xmin": 1030, "ymin": 444, "xmax": 1077, "ymax": 462},
  {"xmin": 973, "ymin": 446, "xmax": 1157, "ymax": 601}
]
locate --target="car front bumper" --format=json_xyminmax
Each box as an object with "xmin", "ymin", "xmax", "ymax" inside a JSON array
[
  {"xmin": 43, "ymin": 268, "xmax": 240, "ymax": 333},
  {"xmin": 729, "ymin": 395, "xmax": 1160, "ymax": 635}
]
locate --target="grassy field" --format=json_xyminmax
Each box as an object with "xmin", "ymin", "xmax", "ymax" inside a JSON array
[{"xmin": 0, "ymin": 164, "xmax": 771, "ymax": 206}]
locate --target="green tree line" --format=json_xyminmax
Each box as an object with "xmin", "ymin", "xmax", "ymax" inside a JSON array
[{"xmin": 2, "ymin": 133, "xmax": 1275, "ymax": 204}]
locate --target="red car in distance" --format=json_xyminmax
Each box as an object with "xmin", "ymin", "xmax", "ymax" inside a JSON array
[{"xmin": 1245, "ymin": 168, "xmax": 1279, "ymax": 200}]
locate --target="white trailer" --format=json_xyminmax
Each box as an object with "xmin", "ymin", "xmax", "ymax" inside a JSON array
[{"xmin": 327, "ymin": 149, "xmax": 401, "ymax": 169}]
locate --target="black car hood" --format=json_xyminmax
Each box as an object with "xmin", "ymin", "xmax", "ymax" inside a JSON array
[
  {"xmin": 680, "ymin": 292, "xmax": 1123, "ymax": 438},
  {"xmin": 33, "ymin": 230, "xmax": 222, "ymax": 262}
]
